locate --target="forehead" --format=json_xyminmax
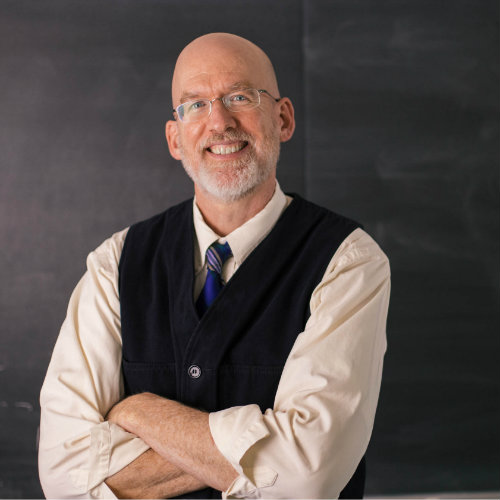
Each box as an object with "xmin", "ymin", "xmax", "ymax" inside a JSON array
[
  {"xmin": 172, "ymin": 45, "xmax": 269, "ymax": 104},
  {"xmin": 178, "ymin": 71, "xmax": 256, "ymax": 101}
]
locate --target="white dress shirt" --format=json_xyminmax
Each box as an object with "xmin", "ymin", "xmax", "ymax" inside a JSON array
[{"xmin": 39, "ymin": 183, "xmax": 390, "ymax": 499}]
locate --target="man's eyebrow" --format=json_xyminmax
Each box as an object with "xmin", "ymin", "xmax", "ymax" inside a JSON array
[
  {"xmin": 228, "ymin": 81, "xmax": 254, "ymax": 90},
  {"xmin": 179, "ymin": 82, "xmax": 255, "ymax": 103},
  {"xmin": 180, "ymin": 91, "xmax": 203, "ymax": 103}
]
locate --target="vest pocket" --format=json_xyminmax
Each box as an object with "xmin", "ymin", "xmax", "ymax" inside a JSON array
[
  {"xmin": 218, "ymin": 365, "xmax": 284, "ymax": 412},
  {"xmin": 122, "ymin": 359, "xmax": 177, "ymax": 399}
]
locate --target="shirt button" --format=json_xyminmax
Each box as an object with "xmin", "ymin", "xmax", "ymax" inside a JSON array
[{"xmin": 188, "ymin": 365, "xmax": 202, "ymax": 379}]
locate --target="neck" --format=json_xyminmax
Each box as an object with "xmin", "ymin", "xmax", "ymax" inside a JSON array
[{"xmin": 194, "ymin": 177, "xmax": 277, "ymax": 236}]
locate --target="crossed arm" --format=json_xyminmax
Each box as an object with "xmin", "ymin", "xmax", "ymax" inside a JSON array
[
  {"xmin": 39, "ymin": 228, "xmax": 390, "ymax": 499},
  {"xmin": 104, "ymin": 394, "xmax": 237, "ymax": 498},
  {"xmin": 104, "ymin": 448, "xmax": 202, "ymax": 498},
  {"xmin": 39, "ymin": 229, "xmax": 229, "ymax": 499}
]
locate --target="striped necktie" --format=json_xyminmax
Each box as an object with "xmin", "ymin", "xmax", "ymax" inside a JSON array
[{"xmin": 196, "ymin": 241, "xmax": 232, "ymax": 315}]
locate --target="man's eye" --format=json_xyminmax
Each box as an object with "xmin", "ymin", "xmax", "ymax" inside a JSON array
[
  {"xmin": 189, "ymin": 101, "xmax": 207, "ymax": 112},
  {"xmin": 230, "ymin": 94, "xmax": 249, "ymax": 102}
]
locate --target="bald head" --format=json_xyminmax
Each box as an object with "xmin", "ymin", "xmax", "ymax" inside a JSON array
[{"xmin": 171, "ymin": 33, "xmax": 279, "ymax": 106}]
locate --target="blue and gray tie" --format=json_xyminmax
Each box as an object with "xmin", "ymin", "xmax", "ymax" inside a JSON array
[{"xmin": 196, "ymin": 241, "xmax": 232, "ymax": 315}]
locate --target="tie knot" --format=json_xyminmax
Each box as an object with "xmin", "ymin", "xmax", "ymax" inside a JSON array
[{"xmin": 206, "ymin": 241, "xmax": 232, "ymax": 274}]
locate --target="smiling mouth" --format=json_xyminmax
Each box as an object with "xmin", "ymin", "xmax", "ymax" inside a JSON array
[{"xmin": 207, "ymin": 141, "xmax": 248, "ymax": 155}]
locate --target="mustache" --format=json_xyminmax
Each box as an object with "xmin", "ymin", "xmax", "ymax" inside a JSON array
[{"xmin": 199, "ymin": 130, "xmax": 253, "ymax": 150}]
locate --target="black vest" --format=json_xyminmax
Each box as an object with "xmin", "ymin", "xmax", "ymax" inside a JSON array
[{"xmin": 119, "ymin": 195, "xmax": 365, "ymax": 498}]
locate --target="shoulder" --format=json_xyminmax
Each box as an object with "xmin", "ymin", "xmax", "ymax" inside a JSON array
[
  {"xmin": 284, "ymin": 195, "xmax": 364, "ymax": 265},
  {"xmin": 309, "ymin": 227, "xmax": 390, "ymax": 312},
  {"xmin": 86, "ymin": 227, "xmax": 130, "ymax": 276},
  {"xmin": 335, "ymin": 227, "xmax": 390, "ymax": 269},
  {"xmin": 86, "ymin": 198, "xmax": 193, "ymax": 273},
  {"xmin": 288, "ymin": 195, "xmax": 390, "ymax": 287},
  {"xmin": 122, "ymin": 199, "xmax": 193, "ymax": 250},
  {"xmin": 288, "ymin": 195, "xmax": 387, "ymax": 260}
]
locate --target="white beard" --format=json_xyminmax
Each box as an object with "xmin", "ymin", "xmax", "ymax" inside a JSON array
[{"xmin": 179, "ymin": 130, "xmax": 281, "ymax": 203}]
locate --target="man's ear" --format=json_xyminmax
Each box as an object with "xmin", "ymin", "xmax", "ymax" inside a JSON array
[
  {"xmin": 165, "ymin": 120, "xmax": 182, "ymax": 160},
  {"xmin": 277, "ymin": 97, "xmax": 296, "ymax": 143}
]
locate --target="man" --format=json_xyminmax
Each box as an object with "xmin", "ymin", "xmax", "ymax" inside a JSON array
[{"xmin": 39, "ymin": 33, "xmax": 390, "ymax": 499}]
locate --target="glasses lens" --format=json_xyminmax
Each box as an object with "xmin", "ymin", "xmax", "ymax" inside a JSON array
[
  {"xmin": 224, "ymin": 89, "xmax": 260, "ymax": 111},
  {"xmin": 178, "ymin": 99, "xmax": 210, "ymax": 122},
  {"xmin": 177, "ymin": 105, "xmax": 185, "ymax": 121}
]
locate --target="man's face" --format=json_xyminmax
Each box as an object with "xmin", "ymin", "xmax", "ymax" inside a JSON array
[
  {"xmin": 174, "ymin": 72, "xmax": 281, "ymax": 202},
  {"xmin": 167, "ymin": 36, "xmax": 295, "ymax": 204}
]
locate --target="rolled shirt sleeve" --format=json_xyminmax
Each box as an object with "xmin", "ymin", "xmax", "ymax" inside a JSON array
[
  {"xmin": 38, "ymin": 229, "xmax": 149, "ymax": 499},
  {"xmin": 209, "ymin": 228, "xmax": 391, "ymax": 499}
]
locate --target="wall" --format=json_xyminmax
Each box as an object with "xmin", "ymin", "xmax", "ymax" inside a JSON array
[{"xmin": 0, "ymin": 0, "xmax": 498, "ymax": 497}]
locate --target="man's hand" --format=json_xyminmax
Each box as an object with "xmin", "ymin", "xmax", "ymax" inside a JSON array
[
  {"xmin": 105, "ymin": 448, "xmax": 206, "ymax": 499},
  {"xmin": 106, "ymin": 393, "xmax": 238, "ymax": 493}
]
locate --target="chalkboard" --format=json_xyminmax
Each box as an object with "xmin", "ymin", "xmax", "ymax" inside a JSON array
[
  {"xmin": 0, "ymin": 0, "xmax": 498, "ymax": 497},
  {"xmin": 304, "ymin": 1, "xmax": 499, "ymax": 494}
]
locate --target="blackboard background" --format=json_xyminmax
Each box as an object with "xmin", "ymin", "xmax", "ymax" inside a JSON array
[{"xmin": 0, "ymin": 0, "xmax": 498, "ymax": 498}]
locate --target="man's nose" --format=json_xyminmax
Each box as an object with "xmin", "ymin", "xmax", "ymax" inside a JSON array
[{"xmin": 207, "ymin": 99, "xmax": 237, "ymax": 132}]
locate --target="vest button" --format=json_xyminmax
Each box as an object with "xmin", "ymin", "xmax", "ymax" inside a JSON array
[{"xmin": 188, "ymin": 365, "xmax": 202, "ymax": 379}]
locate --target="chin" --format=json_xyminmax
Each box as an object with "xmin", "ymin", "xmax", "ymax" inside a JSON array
[
  {"xmin": 183, "ymin": 158, "xmax": 276, "ymax": 203},
  {"xmin": 198, "ymin": 171, "xmax": 265, "ymax": 203}
]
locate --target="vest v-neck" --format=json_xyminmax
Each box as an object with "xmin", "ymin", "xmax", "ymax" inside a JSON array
[{"xmin": 173, "ymin": 195, "xmax": 357, "ymax": 387}]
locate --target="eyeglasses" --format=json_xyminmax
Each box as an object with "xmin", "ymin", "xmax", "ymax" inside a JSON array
[{"xmin": 173, "ymin": 88, "xmax": 280, "ymax": 123}]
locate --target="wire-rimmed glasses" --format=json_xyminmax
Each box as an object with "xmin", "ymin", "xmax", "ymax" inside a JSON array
[{"xmin": 173, "ymin": 88, "xmax": 280, "ymax": 123}]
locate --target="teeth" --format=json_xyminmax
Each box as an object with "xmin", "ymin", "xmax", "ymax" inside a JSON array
[{"xmin": 210, "ymin": 143, "xmax": 245, "ymax": 155}]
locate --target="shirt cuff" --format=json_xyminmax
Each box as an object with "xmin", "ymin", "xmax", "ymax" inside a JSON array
[
  {"xmin": 70, "ymin": 421, "xmax": 150, "ymax": 497},
  {"xmin": 209, "ymin": 405, "xmax": 277, "ymax": 498}
]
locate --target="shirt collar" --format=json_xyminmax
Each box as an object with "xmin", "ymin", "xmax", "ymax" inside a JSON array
[{"xmin": 193, "ymin": 182, "xmax": 289, "ymax": 272}]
